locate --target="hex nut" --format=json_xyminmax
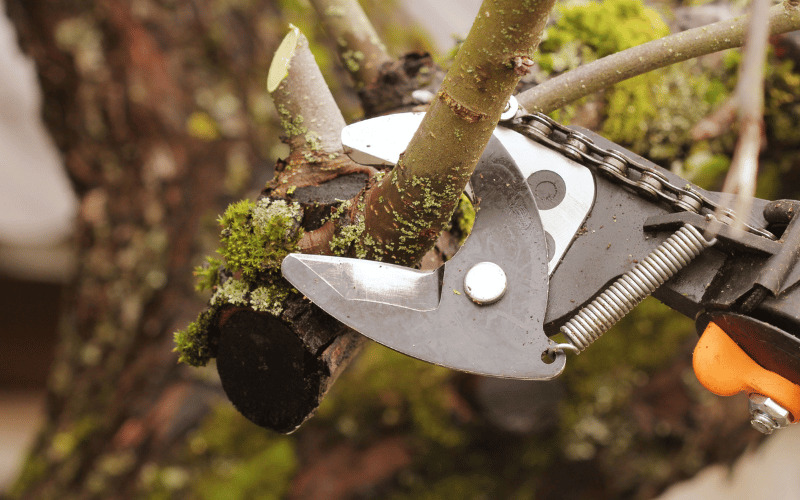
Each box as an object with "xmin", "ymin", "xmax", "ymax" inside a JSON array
[
  {"xmin": 750, "ymin": 412, "xmax": 777, "ymax": 435},
  {"xmin": 748, "ymin": 394, "xmax": 792, "ymax": 428}
]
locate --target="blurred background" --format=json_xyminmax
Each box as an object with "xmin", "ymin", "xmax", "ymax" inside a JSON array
[{"xmin": 2, "ymin": 0, "xmax": 800, "ymax": 498}]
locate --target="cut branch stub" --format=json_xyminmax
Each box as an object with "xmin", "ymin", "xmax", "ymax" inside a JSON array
[
  {"xmin": 211, "ymin": 26, "xmax": 381, "ymax": 434},
  {"xmin": 267, "ymin": 26, "xmax": 375, "ymax": 196},
  {"xmin": 269, "ymin": 25, "xmax": 345, "ymax": 155},
  {"xmin": 216, "ymin": 301, "xmax": 365, "ymax": 433}
]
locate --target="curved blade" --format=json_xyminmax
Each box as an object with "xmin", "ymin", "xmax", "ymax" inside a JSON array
[{"xmin": 283, "ymin": 138, "xmax": 565, "ymax": 379}]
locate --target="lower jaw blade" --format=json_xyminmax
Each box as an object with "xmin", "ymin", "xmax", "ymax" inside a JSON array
[{"xmin": 283, "ymin": 137, "xmax": 565, "ymax": 380}]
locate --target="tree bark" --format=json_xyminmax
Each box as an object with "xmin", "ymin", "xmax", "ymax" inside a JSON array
[
  {"xmin": 4, "ymin": 0, "xmax": 290, "ymax": 497},
  {"xmin": 357, "ymin": 0, "xmax": 557, "ymax": 266}
]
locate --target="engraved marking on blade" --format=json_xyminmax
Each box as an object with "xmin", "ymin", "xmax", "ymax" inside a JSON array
[{"xmin": 289, "ymin": 254, "xmax": 440, "ymax": 311}]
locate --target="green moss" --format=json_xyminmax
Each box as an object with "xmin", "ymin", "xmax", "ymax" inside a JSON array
[
  {"xmin": 538, "ymin": 0, "xmax": 681, "ymax": 150},
  {"xmin": 218, "ymin": 198, "xmax": 302, "ymax": 280},
  {"xmin": 174, "ymin": 309, "xmax": 216, "ymax": 367},
  {"xmin": 540, "ymin": 0, "xmax": 668, "ymax": 64},
  {"xmin": 194, "ymin": 257, "xmax": 223, "ymax": 292},
  {"xmin": 325, "ymin": 199, "xmax": 382, "ymax": 259},
  {"xmin": 276, "ymin": 104, "xmax": 307, "ymax": 137},
  {"xmin": 454, "ymin": 194, "xmax": 476, "ymax": 244},
  {"xmin": 210, "ymin": 279, "xmax": 250, "ymax": 307},
  {"xmin": 304, "ymin": 130, "xmax": 322, "ymax": 151},
  {"xmin": 174, "ymin": 197, "xmax": 303, "ymax": 366},
  {"xmin": 330, "ymin": 217, "xmax": 366, "ymax": 256},
  {"xmin": 249, "ymin": 286, "xmax": 291, "ymax": 315},
  {"xmin": 342, "ymin": 49, "xmax": 365, "ymax": 74}
]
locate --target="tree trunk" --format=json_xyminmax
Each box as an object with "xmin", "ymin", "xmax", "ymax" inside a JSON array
[{"xmin": 5, "ymin": 0, "xmax": 288, "ymax": 497}]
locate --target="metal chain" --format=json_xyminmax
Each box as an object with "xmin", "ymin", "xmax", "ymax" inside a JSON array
[{"xmin": 505, "ymin": 111, "xmax": 777, "ymax": 241}]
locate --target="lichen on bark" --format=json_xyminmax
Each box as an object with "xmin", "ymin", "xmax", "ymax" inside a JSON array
[
  {"xmin": 349, "ymin": 0, "xmax": 557, "ymax": 266},
  {"xmin": 173, "ymin": 197, "xmax": 304, "ymax": 367}
]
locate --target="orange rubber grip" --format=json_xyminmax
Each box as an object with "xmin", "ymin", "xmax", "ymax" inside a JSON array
[{"xmin": 693, "ymin": 322, "xmax": 800, "ymax": 423}]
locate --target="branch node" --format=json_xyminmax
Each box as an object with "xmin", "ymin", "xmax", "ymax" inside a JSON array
[
  {"xmin": 512, "ymin": 55, "xmax": 535, "ymax": 76},
  {"xmin": 437, "ymin": 89, "xmax": 488, "ymax": 123}
]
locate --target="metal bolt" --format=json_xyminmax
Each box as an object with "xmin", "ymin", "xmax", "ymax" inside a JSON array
[
  {"xmin": 464, "ymin": 262, "xmax": 507, "ymax": 305},
  {"xmin": 501, "ymin": 96, "xmax": 519, "ymax": 121},
  {"xmin": 748, "ymin": 393, "xmax": 792, "ymax": 435}
]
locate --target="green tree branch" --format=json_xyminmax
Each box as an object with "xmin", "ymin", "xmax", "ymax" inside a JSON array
[
  {"xmin": 356, "ymin": 0, "xmax": 557, "ymax": 265},
  {"xmin": 308, "ymin": 0, "xmax": 393, "ymax": 89},
  {"xmin": 517, "ymin": 1, "xmax": 800, "ymax": 114}
]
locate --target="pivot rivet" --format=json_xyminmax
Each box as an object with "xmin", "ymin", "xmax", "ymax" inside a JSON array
[{"xmin": 464, "ymin": 262, "xmax": 507, "ymax": 305}]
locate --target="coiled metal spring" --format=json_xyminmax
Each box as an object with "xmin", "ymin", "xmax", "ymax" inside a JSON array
[{"xmin": 552, "ymin": 224, "xmax": 716, "ymax": 355}]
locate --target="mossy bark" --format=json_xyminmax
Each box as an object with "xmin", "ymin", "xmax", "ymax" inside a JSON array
[
  {"xmin": 358, "ymin": 0, "xmax": 557, "ymax": 265},
  {"xmin": 3, "ymin": 0, "xmax": 292, "ymax": 497}
]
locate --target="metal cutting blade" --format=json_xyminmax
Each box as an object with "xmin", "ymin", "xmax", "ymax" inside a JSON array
[{"xmin": 283, "ymin": 137, "xmax": 566, "ymax": 379}]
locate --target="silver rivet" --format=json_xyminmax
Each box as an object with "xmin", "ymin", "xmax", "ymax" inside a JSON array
[
  {"xmin": 464, "ymin": 262, "xmax": 507, "ymax": 305},
  {"xmin": 500, "ymin": 96, "xmax": 519, "ymax": 121}
]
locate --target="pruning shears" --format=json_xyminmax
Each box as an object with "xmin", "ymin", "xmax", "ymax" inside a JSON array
[{"xmin": 282, "ymin": 97, "xmax": 800, "ymax": 434}]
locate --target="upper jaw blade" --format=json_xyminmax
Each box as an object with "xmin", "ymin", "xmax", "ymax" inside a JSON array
[{"xmin": 282, "ymin": 254, "xmax": 441, "ymax": 312}]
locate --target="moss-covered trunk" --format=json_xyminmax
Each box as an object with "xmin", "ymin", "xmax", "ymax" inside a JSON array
[{"xmin": 4, "ymin": 0, "xmax": 289, "ymax": 497}]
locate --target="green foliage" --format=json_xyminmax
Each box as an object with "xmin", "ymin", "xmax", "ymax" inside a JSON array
[
  {"xmin": 174, "ymin": 198, "xmax": 303, "ymax": 366},
  {"xmin": 194, "ymin": 257, "xmax": 223, "ymax": 292},
  {"xmin": 173, "ymin": 310, "xmax": 215, "ymax": 367}
]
